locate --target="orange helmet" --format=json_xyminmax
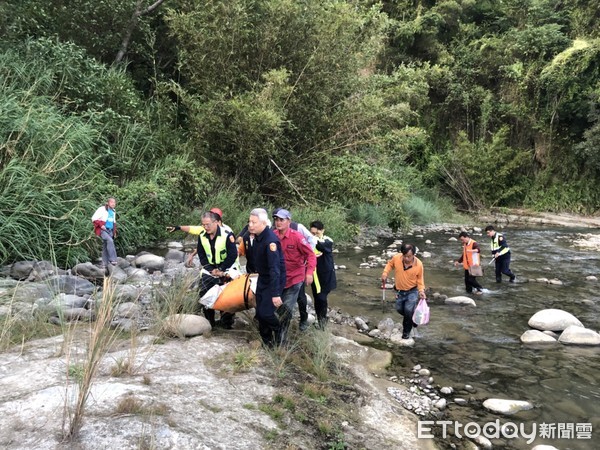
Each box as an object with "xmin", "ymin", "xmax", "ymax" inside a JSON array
[{"xmin": 209, "ymin": 207, "xmax": 223, "ymax": 221}]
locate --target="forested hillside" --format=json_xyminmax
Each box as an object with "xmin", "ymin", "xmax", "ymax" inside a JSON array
[{"xmin": 1, "ymin": 0, "xmax": 599, "ymax": 265}]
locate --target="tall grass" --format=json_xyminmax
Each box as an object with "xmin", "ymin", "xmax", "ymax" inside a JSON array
[
  {"xmin": 403, "ymin": 192, "xmax": 464, "ymax": 225},
  {"xmin": 62, "ymin": 277, "xmax": 120, "ymax": 439},
  {"xmin": 346, "ymin": 203, "xmax": 389, "ymax": 227},
  {"xmin": 0, "ymin": 56, "xmax": 109, "ymax": 265},
  {"xmin": 299, "ymin": 328, "xmax": 338, "ymax": 382}
]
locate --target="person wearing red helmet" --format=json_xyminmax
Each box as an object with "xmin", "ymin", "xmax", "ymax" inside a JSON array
[
  {"xmin": 209, "ymin": 207, "xmax": 233, "ymax": 234},
  {"xmin": 167, "ymin": 207, "xmax": 233, "ymax": 266}
]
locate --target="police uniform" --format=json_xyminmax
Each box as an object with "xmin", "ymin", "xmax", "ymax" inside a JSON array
[
  {"xmin": 490, "ymin": 232, "xmax": 515, "ymax": 282},
  {"xmin": 254, "ymin": 225, "xmax": 286, "ymax": 347},
  {"xmin": 197, "ymin": 226, "xmax": 238, "ymax": 326}
]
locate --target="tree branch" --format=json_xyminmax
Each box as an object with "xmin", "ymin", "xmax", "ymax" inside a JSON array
[{"xmin": 114, "ymin": 0, "xmax": 166, "ymax": 64}]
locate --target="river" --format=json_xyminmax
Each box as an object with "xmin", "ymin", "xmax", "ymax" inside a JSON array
[{"xmin": 329, "ymin": 226, "xmax": 600, "ymax": 449}]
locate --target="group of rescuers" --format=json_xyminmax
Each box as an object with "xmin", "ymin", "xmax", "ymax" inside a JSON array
[
  {"xmin": 93, "ymin": 199, "xmax": 515, "ymax": 346},
  {"xmin": 167, "ymin": 207, "xmax": 337, "ymax": 348},
  {"xmin": 381, "ymin": 225, "xmax": 515, "ymax": 340}
]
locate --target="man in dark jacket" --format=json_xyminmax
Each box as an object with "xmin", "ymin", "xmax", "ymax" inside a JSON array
[
  {"xmin": 248, "ymin": 208, "xmax": 287, "ymax": 347},
  {"xmin": 197, "ymin": 211, "xmax": 239, "ymax": 327},
  {"xmin": 485, "ymin": 225, "xmax": 516, "ymax": 283}
]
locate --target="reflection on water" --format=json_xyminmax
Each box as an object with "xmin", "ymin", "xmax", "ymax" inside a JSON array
[{"xmin": 329, "ymin": 227, "xmax": 600, "ymax": 449}]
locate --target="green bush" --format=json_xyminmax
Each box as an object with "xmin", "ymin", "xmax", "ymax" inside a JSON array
[{"xmin": 116, "ymin": 155, "xmax": 212, "ymax": 252}]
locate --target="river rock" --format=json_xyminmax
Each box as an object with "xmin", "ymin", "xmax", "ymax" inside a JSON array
[
  {"xmin": 558, "ymin": 325, "xmax": 600, "ymax": 345},
  {"xmin": 29, "ymin": 261, "xmax": 62, "ymax": 281},
  {"xmin": 440, "ymin": 386, "xmax": 453, "ymax": 395},
  {"xmin": 390, "ymin": 332, "xmax": 414, "ymax": 347},
  {"xmin": 107, "ymin": 265, "xmax": 128, "ymax": 283},
  {"xmin": 368, "ymin": 329, "xmax": 381, "ymax": 338},
  {"xmin": 355, "ymin": 317, "xmax": 369, "ymax": 332},
  {"xmin": 377, "ymin": 317, "xmax": 395, "ymax": 338},
  {"xmin": 164, "ymin": 314, "xmax": 212, "ymax": 337},
  {"xmin": 111, "ymin": 285, "xmax": 144, "ymax": 303},
  {"xmin": 126, "ymin": 268, "xmax": 151, "ymax": 282},
  {"xmin": 111, "ymin": 317, "xmax": 136, "ymax": 332},
  {"xmin": 116, "ymin": 302, "xmax": 140, "ymax": 318},
  {"xmin": 165, "ymin": 249, "xmax": 185, "ymax": 262},
  {"xmin": 548, "ymin": 278, "xmax": 563, "ymax": 285},
  {"xmin": 531, "ymin": 446, "xmax": 559, "ymax": 450},
  {"xmin": 528, "ymin": 309, "xmax": 583, "ymax": 331},
  {"xmin": 51, "ymin": 293, "xmax": 88, "ymax": 309},
  {"xmin": 585, "ymin": 275, "xmax": 597, "ymax": 281},
  {"xmin": 46, "ymin": 275, "xmax": 96, "ymax": 296},
  {"xmin": 133, "ymin": 253, "xmax": 165, "ymax": 273},
  {"xmin": 482, "ymin": 398, "xmax": 533, "ymax": 415},
  {"xmin": 473, "ymin": 435, "xmax": 492, "ymax": 449},
  {"xmin": 59, "ymin": 307, "xmax": 95, "ymax": 322},
  {"xmin": 520, "ymin": 329, "xmax": 557, "ymax": 343},
  {"xmin": 9, "ymin": 261, "xmax": 35, "ymax": 280},
  {"xmin": 444, "ymin": 296, "xmax": 476, "ymax": 306},
  {"xmin": 167, "ymin": 241, "xmax": 184, "ymax": 249},
  {"xmin": 433, "ymin": 398, "xmax": 446, "ymax": 410},
  {"xmin": 72, "ymin": 262, "xmax": 106, "ymax": 279},
  {"xmin": 9, "ymin": 282, "xmax": 54, "ymax": 304}
]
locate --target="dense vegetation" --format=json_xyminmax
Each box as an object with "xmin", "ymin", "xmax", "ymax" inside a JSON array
[{"xmin": 1, "ymin": 0, "xmax": 599, "ymax": 265}]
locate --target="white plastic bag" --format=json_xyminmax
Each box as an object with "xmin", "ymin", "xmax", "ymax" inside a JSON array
[{"xmin": 412, "ymin": 298, "xmax": 430, "ymax": 326}]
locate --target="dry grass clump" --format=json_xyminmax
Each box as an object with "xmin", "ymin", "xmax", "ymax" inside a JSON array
[{"xmin": 114, "ymin": 395, "xmax": 169, "ymax": 416}]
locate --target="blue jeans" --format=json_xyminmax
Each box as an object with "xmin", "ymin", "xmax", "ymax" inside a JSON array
[
  {"xmin": 395, "ymin": 288, "xmax": 419, "ymax": 337},
  {"xmin": 279, "ymin": 281, "xmax": 303, "ymax": 342},
  {"xmin": 100, "ymin": 229, "xmax": 117, "ymax": 266}
]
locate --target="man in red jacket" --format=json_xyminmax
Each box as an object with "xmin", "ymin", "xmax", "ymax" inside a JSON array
[{"xmin": 272, "ymin": 209, "xmax": 316, "ymax": 342}]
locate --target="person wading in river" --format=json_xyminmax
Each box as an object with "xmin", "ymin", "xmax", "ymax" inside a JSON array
[
  {"xmin": 454, "ymin": 231, "xmax": 484, "ymax": 295},
  {"xmin": 485, "ymin": 225, "xmax": 516, "ymax": 283},
  {"xmin": 381, "ymin": 243, "xmax": 426, "ymax": 339}
]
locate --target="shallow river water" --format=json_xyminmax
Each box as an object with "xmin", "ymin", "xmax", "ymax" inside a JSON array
[{"xmin": 328, "ymin": 226, "xmax": 600, "ymax": 449}]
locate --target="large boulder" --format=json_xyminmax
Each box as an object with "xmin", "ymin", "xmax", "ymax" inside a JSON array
[
  {"xmin": 126, "ymin": 268, "xmax": 151, "ymax": 283},
  {"xmin": 9, "ymin": 261, "xmax": 35, "ymax": 280},
  {"xmin": 482, "ymin": 398, "xmax": 533, "ymax": 415},
  {"xmin": 106, "ymin": 265, "xmax": 128, "ymax": 283},
  {"xmin": 528, "ymin": 309, "xmax": 583, "ymax": 331},
  {"xmin": 163, "ymin": 314, "xmax": 212, "ymax": 337},
  {"xmin": 110, "ymin": 285, "xmax": 143, "ymax": 303},
  {"xmin": 46, "ymin": 275, "xmax": 96, "ymax": 296},
  {"xmin": 133, "ymin": 253, "xmax": 165, "ymax": 273},
  {"xmin": 10, "ymin": 283, "xmax": 54, "ymax": 303},
  {"xmin": 520, "ymin": 330, "xmax": 557, "ymax": 344},
  {"xmin": 558, "ymin": 326, "xmax": 600, "ymax": 345},
  {"xmin": 51, "ymin": 293, "xmax": 88, "ymax": 309},
  {"xmin": 165, "ymin": 249, "xmax": 185, "ymax": 262},
  {"xmin": 444, "ymin": 296, "xmax": 476, "ymax": 306},
  {"xmin": 29, "ymin": 261, "xmax": 63, "ymax": 281},
  {"xmin": 72, "ymin": 262, "xmax": 106, "ymax": 279}
]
